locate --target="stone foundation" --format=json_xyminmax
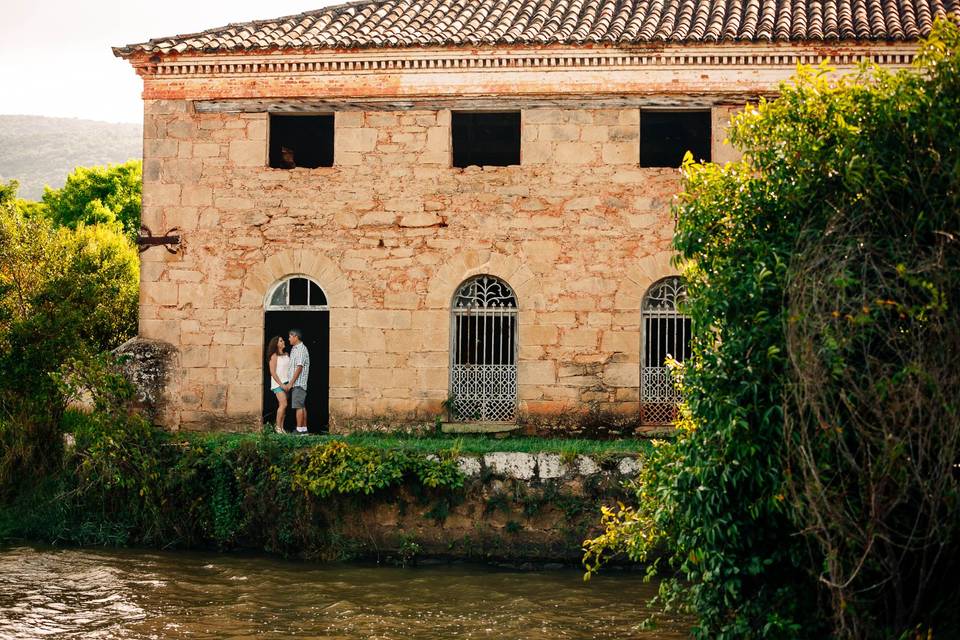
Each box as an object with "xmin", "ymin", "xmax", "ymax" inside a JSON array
[{"xmin": 321, "ymin": 451, "xmax": 641, "ymax": 563}]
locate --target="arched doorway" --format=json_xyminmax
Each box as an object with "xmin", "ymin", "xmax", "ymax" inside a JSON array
[
  {"xmin": 449, "ymin": 275, "xmax": 519, "ymax": 422},
  {"xmin": 640, "ymin": 276, "xmax": 691, "ymax": 426},
  {"xmin": 263, "ymin": 275, "xmax": 329, "ymax": 432}
]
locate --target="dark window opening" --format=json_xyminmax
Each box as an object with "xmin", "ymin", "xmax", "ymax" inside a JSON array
[
  {"xmin": 289, "ymin": 277, "xmax": 308, "ymax": 305},
  {"xmin": 643, "ymin": 317, "xmax": 693, "ymax": 367},
  {"xmin": 269, "ymin": 114, "xmax": 334, "ymax": 169},
  {"xmin": 640, "ymin": 110, "xmax": 711, "ymax": 168},
  {"xmin": 454, "ymin": 315, "xmax": 517, "ymax": 366},
  {"xmin": 452, "ymin": 112, "xmax": 521, "ymax": 168},
  {"xmin": 272, "ymin": 277, "xmax": 327, "ymax": 307},
  {"xmin": 309, "ymin": 281, "xmax": 325, "ymax": 306}
]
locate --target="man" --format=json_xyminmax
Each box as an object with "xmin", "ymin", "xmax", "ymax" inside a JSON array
[{"xmin": 283, "ymin": 328, "xmax": 310, "ymax": 434}]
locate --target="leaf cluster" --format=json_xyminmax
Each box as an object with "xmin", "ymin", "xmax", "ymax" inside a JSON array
[
  {"xmin": 1, "ymin": 411, "xmax": 465, "ymax": 558},
  {"xmin": 291, "ymin": 440, "xmax": 464, "ymax": 497},
  {"xmin": 583, "ymin": 18, "xmax": 960, "ymax": 640},
  {"xmin": 0, "ymin": 184, "xmax": 138, "ymax": 411},
  {"xmin": 39, "ymin": 161, "xmax": 142, "ymax": 239}
]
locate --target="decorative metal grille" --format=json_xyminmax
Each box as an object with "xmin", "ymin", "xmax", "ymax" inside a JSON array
[
  {"xmin": 641, "ymin": 277, "xmax": 691, "ymax": 425},
  {"xmin": 450, "ymin": 275, "xmax": 518, "ymax": 422},
  {"xmin": 266, "ymin": 275, "xmax": 328, "ymax": 310}
]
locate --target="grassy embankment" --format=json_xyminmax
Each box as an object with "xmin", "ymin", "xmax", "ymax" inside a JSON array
[{"xmin": 1, "ymin": 415, "xmax": 653, "ymax": 562}]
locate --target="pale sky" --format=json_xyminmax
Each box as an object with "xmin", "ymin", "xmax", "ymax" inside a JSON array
[{"xmin": 0, "ymin": 1, "xmax": 341, "ymax": 124}]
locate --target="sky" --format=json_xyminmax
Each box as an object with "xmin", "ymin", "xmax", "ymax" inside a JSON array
[{"xmin": 0, "ymin": 1, "xmax": 341, "ymax": 124}]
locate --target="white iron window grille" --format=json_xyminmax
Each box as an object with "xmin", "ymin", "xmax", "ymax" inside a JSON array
[
  {"xmin": 450, "ymin": 275, "xmax": 518, "ymax": 422},
  {"xmin": 266, "ymin": 275, "xmax": 328, "ymax": 310},
  {"xmin": 641, "ymin": 276, "xmax": 691, "ymax": 425}
]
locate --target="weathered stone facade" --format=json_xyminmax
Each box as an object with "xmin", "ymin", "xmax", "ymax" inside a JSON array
[{"xmin": 125, "ymin": 38, "xmax": 918, "ymax": 431}]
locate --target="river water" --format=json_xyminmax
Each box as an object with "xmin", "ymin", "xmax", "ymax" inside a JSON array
[{"xmin": 0, "ymin": 546, "xmax": 687, "ymax": 639}]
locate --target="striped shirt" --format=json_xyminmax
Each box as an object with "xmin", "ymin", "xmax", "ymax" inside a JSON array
[{"xmin": 289, "ymin": 342, "xmax": 310, "ymax": 390}]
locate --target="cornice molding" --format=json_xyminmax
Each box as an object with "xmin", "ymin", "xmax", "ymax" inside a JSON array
[{"xmin": 135, "ymin": 44, "xmax": 918, "ymax": 78}]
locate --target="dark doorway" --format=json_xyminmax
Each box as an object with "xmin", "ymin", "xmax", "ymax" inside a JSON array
[{"xmin": 262, "ymin": 310, "xmax": 329, "ymax": 432}]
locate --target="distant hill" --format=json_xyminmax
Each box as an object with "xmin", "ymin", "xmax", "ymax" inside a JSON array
[{"xmin": 0, "ymin": 115, "xmax": 142, "ymax": 200}]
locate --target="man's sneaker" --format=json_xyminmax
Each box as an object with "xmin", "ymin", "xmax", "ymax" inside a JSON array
[
  {"xmin": 274, "ymin": 422, "xmax": 284, "ymax": 434},
  {"xmin": 296, "ymin": 426, "xmax": 308, "ymax": 434}
]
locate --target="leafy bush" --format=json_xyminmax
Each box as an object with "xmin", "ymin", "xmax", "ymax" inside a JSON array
[
  {"xmin": 40, "ymin": 161, "xmax": 142, "ymax": 238},
  {"xmin": 0, "ymin": 179, "xmax": 138, "ymax": 491},
  {"xmin": 585, "ymin": 19, "xmax": 960, "ymax": 640},
  {"xmin": 291, "ymin": 440, "xmax": 464, "ymax": 497},
  {"xmin": 0, "ymin": 182, "xmax": 137, "ymax": 382},
  {"xmin": 1, "ymin": 409, "xmax": 466, "ymax": 557},
  {"xmin": 780, "ymin": 22, "xmax": 960, "ymax": 638}
]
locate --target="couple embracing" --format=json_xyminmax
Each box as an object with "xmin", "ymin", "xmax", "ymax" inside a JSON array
[{"xmin": 265, "ymin": 328, "xmax": 310, "ymax": 434}]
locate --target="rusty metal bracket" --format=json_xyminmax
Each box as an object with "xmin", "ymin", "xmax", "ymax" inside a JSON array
[{"xmin": 138, "ymin": 226, "xmax": 181, "ymax": 254}]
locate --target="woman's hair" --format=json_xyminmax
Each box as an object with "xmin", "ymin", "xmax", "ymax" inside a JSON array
[{"xmin": 265, "ymin": 335, "xmax": 283, "ymax": 363}]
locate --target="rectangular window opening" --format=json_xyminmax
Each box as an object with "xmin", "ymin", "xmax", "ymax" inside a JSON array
[
  {"xmin": 269, "ymin": 114, "xmax": 334, "ymax": 169},
  {"xmin": 455, "ymin": 315, "xmax": 516, "ymax": 366},
  {"xmin": 644, "ymin": 317, "xmax": 692, "ymax": 367},
  {"xmin": 452, "ymin": 112, "xmax": 521, "ymax": 168},
  {"xmin": 640, "ymin": 110, "xmax": 711, "ymax": 168}
]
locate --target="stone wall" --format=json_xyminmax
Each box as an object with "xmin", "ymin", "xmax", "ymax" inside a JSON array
[
  {"xmin": 127, "ymin": 40, "xmax": 919, "ymax": 432},
  {"xmin": 328, "ymin": 451, "xmax": 641, "ymax": 563},
  {"xmin": 140, "ymin": 100, "xmax": 739, "ymax": 430}
]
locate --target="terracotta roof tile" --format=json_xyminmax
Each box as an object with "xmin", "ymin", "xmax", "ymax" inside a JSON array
[{"xmin": 114, "ymin": 0, "xmax": 959, "ymax": 56}]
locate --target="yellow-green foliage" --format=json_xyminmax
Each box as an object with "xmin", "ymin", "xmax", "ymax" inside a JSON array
[
  {"xmin": 1, "ymin": 413, "xmax": 465, "ymax": 556},
  {"xmin": 0, "ymin": 178, "xmax": 139, "ymax": 491},
  {"xmin": 0, "ymin": 180, "xmax": 138, "ymax": 376},
  {"xmin": 291, "ymin": 440, "xmax": 464, "ymax": 497},
  {"xmin": 40, "ymin": 161, "xmax": 142, "ymax": 238}
]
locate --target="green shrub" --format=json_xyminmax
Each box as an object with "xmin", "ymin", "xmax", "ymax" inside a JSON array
[
  {"xmin": 40, "ymin": 161, "xmax": 142, "ymax": 239},
  {"xmin": 585, "ymin": 19, "xmax": 960, "ymax": 640},
  {"xmin": 1, "ymin": 412, "xmax": 466, "ymax": 557},
  {"xmin": 0, "ymin": 179, "xmax": 139, "ymax": 497},
  {"xmin": 779, "ymin": 21, "xmax": 960, "ymax": 638},
  {"xmin": 291, "ymin": 440, "xmax": 463, "ymax": 497}
]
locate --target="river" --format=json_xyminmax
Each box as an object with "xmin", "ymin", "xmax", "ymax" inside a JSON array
[{"xmin": 0, "ymin": 546, "xmax": 688, "ymax": 639}]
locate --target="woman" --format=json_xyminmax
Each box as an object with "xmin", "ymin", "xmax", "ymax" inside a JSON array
[{"xmin": 265, "ymin": 335, "xmax": 291, "ymax": 433}]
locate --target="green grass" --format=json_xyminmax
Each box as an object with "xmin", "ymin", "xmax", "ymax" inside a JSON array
[{"xmin": 194, "ymin": 430, "xmax": 659, "ymax": 456}]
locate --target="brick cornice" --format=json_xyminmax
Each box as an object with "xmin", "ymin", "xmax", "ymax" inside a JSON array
[{"xmin": 132, "ymin": 42, "xmax": 918, "ymax": 79}]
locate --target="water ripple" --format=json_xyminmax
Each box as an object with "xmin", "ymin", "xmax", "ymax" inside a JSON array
[{"xmin": 0, "ymin": 546, "xmax": 688, "ymax": 639}]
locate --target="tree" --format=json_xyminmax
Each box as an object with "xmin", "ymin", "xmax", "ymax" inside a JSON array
[
  {"xmin": 0, "ymin": 178, "xmax": 139, "ymax": 492},
  {"xmin": 0, "ymin": 178, "xmax": 138, "ymax": 409},
  {"xmin": 40, "ymin": 160, "xmax": 142, "ymax": 238},
  {"xmin": 584, "ymin": 20, "xmax": 960, "ymax": 639}
]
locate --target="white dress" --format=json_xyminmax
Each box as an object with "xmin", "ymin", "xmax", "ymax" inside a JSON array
[{"xmin": 271, "ymin": 354, "xmax": 291, "ymax": 390}]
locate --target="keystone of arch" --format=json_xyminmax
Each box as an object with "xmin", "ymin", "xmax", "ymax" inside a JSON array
[
  {"xmin": 425, "ymin": 250, "xmax": 544, "ymax": 310},
  {"xmin": 242, "ymin": 248, "xmax": 354, "ymax": 309},
  {"xmin": 614, "ymin": 251, "xmax": 680, "ymax": 310}
]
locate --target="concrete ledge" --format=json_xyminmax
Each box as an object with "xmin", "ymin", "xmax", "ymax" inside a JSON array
[{"xmin": 441, "ymin": 422, "xmax": 521, "ymax": 434}]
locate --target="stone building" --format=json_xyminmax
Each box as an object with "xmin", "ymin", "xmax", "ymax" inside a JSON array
[{"xmin": 114, "ymin": 0, "xmax": 950, "ymax": 432}]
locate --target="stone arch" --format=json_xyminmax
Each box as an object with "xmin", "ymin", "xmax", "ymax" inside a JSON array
[
  {"xmin": 242, "ymin": 249, "xmax": 354, "ymax": 310},
  {"xmin": 614, "ymin": 251, "xmax": 680, "ymax": 311},
  {"xmin": 426, "ymin": 250, "xmax": 543, "ymax": 310}
]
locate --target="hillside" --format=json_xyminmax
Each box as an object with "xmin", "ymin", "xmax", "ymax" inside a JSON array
[{"xmin": 0, "ymin": 115, "xmax": 142, "ymax": 200}]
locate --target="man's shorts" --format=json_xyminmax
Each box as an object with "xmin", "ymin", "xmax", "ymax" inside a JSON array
[{"xmin": 291, "ymin": 387, "xmax": 307, "ymax": 409}]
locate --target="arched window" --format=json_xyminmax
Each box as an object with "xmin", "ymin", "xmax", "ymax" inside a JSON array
[
  {"xmin": 266, "ymin": 275, "xmax": 328, "ymax": 310},
  {"xmin": 263, "ymin": 275, "xmax": 329, "ymax": 432},
  {"xmin": 449, "ymin": 275, "xmax": 518, "ymax": 422},
  {"xmin": 641, "ymin": 276, "xmax": 691, "ymax": 425}
]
